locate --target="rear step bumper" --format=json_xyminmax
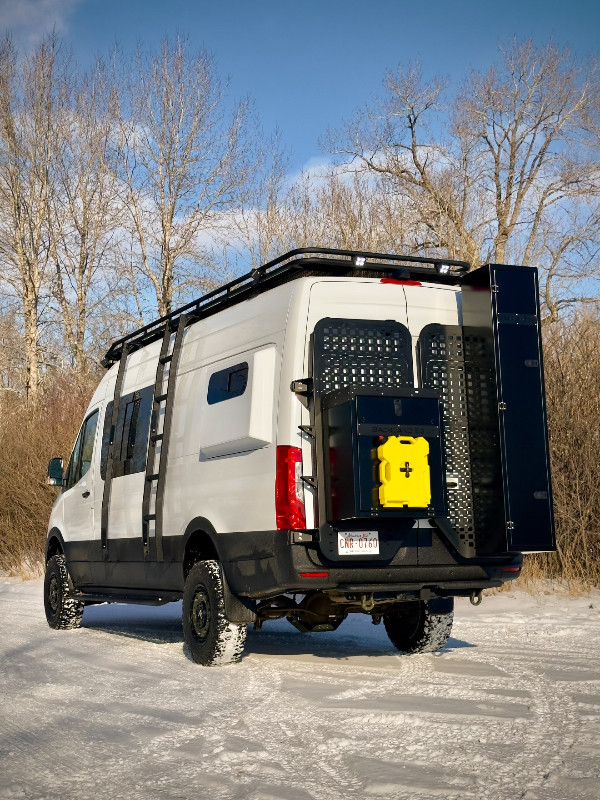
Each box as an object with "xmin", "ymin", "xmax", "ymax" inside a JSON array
[{"xmin": 222, "ymin": 529, "xmax": 522, "ymax": 599}]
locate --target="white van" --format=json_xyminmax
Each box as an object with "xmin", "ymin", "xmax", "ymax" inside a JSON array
[{"xmin": 44, "ymin": 248, "xmax": 555, "ymax": 665}]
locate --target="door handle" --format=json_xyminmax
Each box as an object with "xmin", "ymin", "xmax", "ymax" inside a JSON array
[{"xmin": 82, "ymin": 490, "xmax": 90, "ymax": 498}]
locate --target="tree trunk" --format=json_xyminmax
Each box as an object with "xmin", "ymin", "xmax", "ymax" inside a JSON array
[{"xmin": 23, "ymin": 293, "xmax": 39, "ymax": 401}]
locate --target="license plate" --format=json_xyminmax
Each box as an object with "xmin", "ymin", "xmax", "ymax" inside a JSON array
[{"xmin": 337, "ymin": 531, "xmax": 379, "ymax": 556}]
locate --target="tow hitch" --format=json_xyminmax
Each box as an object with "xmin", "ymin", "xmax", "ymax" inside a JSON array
[{"xmin": 470, "ymin": 590, "xmax": 483, "ymax": 606}]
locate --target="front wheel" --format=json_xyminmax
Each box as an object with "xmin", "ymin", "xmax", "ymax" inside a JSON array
[
  {"xmin": 383, "ymin": 597, "xmax": 454, "ymax": 653},
  {"xmin": 182, "ymin": 560, "xmax": 247, "ymax": 666},
  {"xmin": 44, "ymin": 554, "xmax": 84, "ymax": 630}
]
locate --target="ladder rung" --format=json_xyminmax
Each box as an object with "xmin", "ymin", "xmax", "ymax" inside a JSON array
[
  {"xmin": 159, "ymin": 354, "xmax": 173, "ymax": 364},
  {"xmin": 143, "ymin": 514, "xmax": 156, "ymax": 521},
  {"xmin": 151, "ymin": 433, "xmax": 163, "ymax": 442},
  {"xmin": 146, "ymin": 473, "xmax": 160, "ymax": 481},
  {"xmin": 154, "ymin": 393, "xmax": 168, "ymax": 402}
]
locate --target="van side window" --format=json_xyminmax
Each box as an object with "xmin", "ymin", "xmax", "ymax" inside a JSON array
[
  {"xmin": 64, "ymin": 410, "xmax": 99, "ymax": 490},
  {"xmin": 120, "ymin": 395, "xmax": 140, "ymax": 462},
  {"xmin": 64, "ymin": 428, "xmax": 83, "ymax": 490},
  {"xmin": 207, "ymin": 362, "xmax": 249, "ymax": 405},
  {"xmin": 100, "ymin": 386, "xmax": 153, "ymax": 479}
]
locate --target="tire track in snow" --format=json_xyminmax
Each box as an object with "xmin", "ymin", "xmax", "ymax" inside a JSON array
[{"xmin": 2, "ymin": 580, "xmax": 600, "ymax": 800}]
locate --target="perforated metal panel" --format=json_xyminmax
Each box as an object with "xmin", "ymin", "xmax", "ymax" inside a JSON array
[
  {"xmin": 462, "ymin": 330, "xmax": 504, "ymax": 553},
  {"xmin": 418, "ymin": 324, "xmax": 475, "ymax": 556},
  {"xmin": 312, "ymin": 318, "xmax": 414, "ymax": 397}
]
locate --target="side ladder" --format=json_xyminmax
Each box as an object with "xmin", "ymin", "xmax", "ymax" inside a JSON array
[{"xmin": 142, "ymin": 314, "xmax": 187, "ymax": 561}]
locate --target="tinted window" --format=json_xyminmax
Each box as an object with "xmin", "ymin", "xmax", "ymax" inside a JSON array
[
  {"xmin": 65, "ymin": 410, "xmax": 99, "ymax": 490},
  {"xmin": 120, "ymin": 396, "xmax": 139, "ymax": 462},
  {"xmin": 100, "ymin": 386, "xmax": 153, "ymax": 479},
  {"xmin": 207, "ymin": 362, "xmax": 248, "ymax": 405},
  {"xmin": 79, "ymin": 411, "xmax": 99, "ymax": 480},
  {"xmin": 64, "ymin": 427, "xmax": 83, "ymax": 490}
]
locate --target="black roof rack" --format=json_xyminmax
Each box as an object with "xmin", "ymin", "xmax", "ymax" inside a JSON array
[{"xmin": 102, "ymin": 247, "xmax": 471, "ymax": 367}]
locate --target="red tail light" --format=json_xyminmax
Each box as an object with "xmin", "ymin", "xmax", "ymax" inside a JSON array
[
  {"xmin": 299, "ymin": 572, "xmax": 329, "ymax": 578},
  {"xmin": 380, "ymin": 278, "xmax": 422, "ymax": 286},
  {"xmin": 276, "ymin": 446, "xmax": 306, "ymax": 530}
]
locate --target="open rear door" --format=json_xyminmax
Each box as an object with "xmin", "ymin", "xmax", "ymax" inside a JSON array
[{"xmin": 462, "ymin": 264, "xmax": 555, "ymax": 553}]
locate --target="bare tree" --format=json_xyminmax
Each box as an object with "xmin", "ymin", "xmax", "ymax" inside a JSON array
[
  {"xmin": 48, "ymin": 60, "xmax": 121, "ymax": 374},
  {"xmin": 112, "ymin": 37, "xmax": 255, "ymax": 317},
  {"xmin": 235, "ymin": 147, "xmax": 419, "ymax": 265},
  {"xmin": 309, "ymin": 169, "xmax": 416, "ymax": 253},
  {"xmin": 329, "ymin": 40, "xmax": 600, "ymax": 319},
  {"xmin": 233, "ymin": 134, "xmax": 291, "ymax": 268},
  {"xmin": 0, "ymin": 307, "xmax": 24, "ymax": 392},
  {"xmin": 0, "ymin": 35, "xmax": 66, "ymax": 399}
]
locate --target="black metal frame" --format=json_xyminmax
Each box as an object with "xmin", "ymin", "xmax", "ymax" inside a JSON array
[
  {"xmin": 102, "ymin": 248, "xmax": 470, "ymax": 367},
  {"xmin": 462, "ymin": 264, "xmax": 555, "ymax": 552},
  {"xmin": 100, "ymin": 344, "xmax": 128, "ymax": 557},
  {"xmin": 142, "ymin": 314, "xmax": 188, "ymax": 561}
]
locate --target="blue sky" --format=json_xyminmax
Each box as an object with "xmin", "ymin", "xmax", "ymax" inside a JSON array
[{"xmin": 1, "ymin": 0, "xmax": 598, "ymax": 172}]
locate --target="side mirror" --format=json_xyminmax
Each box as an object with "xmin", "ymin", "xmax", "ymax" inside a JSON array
[{"xmin": 47, "ymin": 457, "xmax": 64, "ymax": 486}]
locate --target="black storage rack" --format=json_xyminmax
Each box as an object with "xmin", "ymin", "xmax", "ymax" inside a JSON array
[{"xmin": 102, "ymin": 248, "xmax": 470, "ymax": 368}]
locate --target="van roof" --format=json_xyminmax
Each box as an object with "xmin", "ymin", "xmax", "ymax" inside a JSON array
[{"xmin": 102, "ymin": 247, "xmax": 470, "ymax": 368}]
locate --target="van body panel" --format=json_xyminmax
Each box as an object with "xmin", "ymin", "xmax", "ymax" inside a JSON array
[
  {"xmin": 196, "ymin": 344, "xmax": 278, "ymax": 458},
  {"xmin": 403, "ymin": 283, "xmax": 462, "ymax": 334},
  {"xmin": 108, "ymin": 473, "xmax": 146, "ymax": 539},
  {"xmin": 160, "ymin": 283, "xmax": 291, "ymax": 537},
  {"xmin": 48, "ymin": 398, "xmax": 104, "ymax": 586},
  {"xmin": 305, "ymin": 279, "xmax": 411, "ymax": 343}
]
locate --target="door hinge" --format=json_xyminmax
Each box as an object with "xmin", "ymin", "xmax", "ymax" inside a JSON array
[{"xmin": 291, "ymin": 378, "xmax": 313, "ymax": 396}]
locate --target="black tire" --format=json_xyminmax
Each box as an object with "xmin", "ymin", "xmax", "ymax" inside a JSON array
[
  {"xmin": 44, "ymin": 554, "xmax": 84, "ymax": 630},
  {"xmin": 182, "ymin": 560, "xmax": 247, "ymax": 666},
  {"xmin": 383, "ymin": 597, "xmax": 454, "ymax": 654}
]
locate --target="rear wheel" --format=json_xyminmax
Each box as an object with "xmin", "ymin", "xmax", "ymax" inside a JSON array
[
  {"xmin": 44, "ymin": 554, "xmax": 84, "ymax": 630},
  {"xmin": 383, "ymin": 597, "xmax": 454, "ymax": 653},
  {"xmin": 182, "ymin": 560, "xmax": 247, "ymax": 666}
]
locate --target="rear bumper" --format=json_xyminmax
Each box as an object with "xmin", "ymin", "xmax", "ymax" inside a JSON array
[{"xmin": 220, "ymin": 529, "xmax": 522, "ymax": 599}]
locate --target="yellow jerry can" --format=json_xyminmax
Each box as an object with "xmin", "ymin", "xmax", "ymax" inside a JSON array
[{"xmin": 377, "ymin": 436, "xmax": 431, "ymax": 508}]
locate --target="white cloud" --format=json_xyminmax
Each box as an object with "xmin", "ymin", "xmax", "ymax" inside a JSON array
[
  {"xmin": 284, "ymin": 153, "xmax": 381, "ymax": 197},
  {"xmin": 284, "ymin": 156, "xmax": 333, "ymax": 185},
  {"xmin": 0, "ymin": 0, "xmax": 81, "ymax": 43}
]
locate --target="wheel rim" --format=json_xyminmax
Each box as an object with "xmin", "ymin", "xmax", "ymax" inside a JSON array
[
  {"xmin": 191, "ymin": 587, "xmax": 211, "ymax": 642},
  {"xmin": 404, "ymin": 603, "xmax": 422, "ymax": 638},
  {"xmin": 48, "ymin": 575, "xmax": 59, "ymax": 613},
  {"xmin": 388, "ymin": 602, "xmax": 422, "ymax": 639}
]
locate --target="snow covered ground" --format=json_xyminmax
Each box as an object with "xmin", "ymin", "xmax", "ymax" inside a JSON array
[{"xmin": 1, "ymin": 578, "xmax": 599, "ymax": 800}]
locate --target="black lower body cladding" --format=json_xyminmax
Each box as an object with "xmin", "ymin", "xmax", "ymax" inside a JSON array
[{"xmin": 57, "ymin": 527, "xmax": 521, "ymax": 600}]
